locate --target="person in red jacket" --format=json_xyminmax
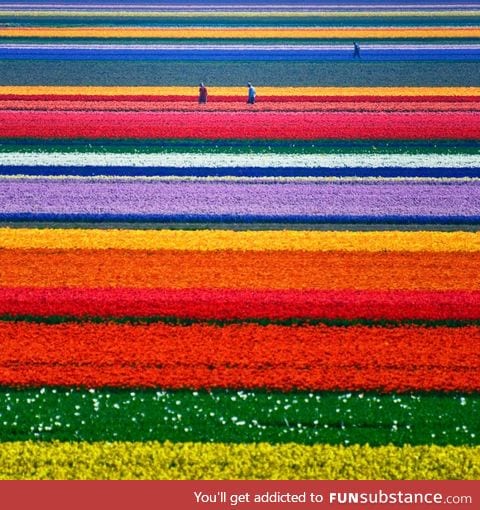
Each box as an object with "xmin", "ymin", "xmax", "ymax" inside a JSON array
[{"xmin": 199, "ymin": 82, "xmax": 208, "ymax": 104}]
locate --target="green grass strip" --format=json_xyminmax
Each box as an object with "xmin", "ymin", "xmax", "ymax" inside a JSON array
[
  {"xmin": 3, "ymin": 221, "xmax": 480, "ymax": 231},
  {"xmin": 0, "ymin": 388, "xmax": 478, "ymax": 445},
  {"xmin": 1, "ymin": 139, "xmax": 479, "ymax": 154},
  {"xmin": 2, "ymin": 314, "xmax": 480, "ymax": 328},
  {"xmin": 1, "ymin": 61, "xmax": 479, "ymax": 87},
  {"xmin": 1, "ymin": 16, "xmax": 477, "ymax": 28}
]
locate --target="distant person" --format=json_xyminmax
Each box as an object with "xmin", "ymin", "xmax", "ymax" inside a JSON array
[
  {"xmin": 353, "ymin": 41, "xmax": 361, "ymax": 59},
  {"xmin": 247, "ymin": 82, "xmax": 256, "ymax": 104},
  {"xmin": 199, "ymin": 82, "xmax": 208, "ymax": 104}
]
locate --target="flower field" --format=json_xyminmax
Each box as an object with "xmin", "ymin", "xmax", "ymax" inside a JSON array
[{"xmin": 0, "ymin": 0, "xmax": 479, "ymax": 480}]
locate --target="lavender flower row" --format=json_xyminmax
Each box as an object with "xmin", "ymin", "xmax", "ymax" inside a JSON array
[
  {"xmin": 0, "ymin": 179, "xmax": 480, "ymax": 217},
  {"xmin": 1, "ymin": 179, "xmax": 479, "ymax": 219}
]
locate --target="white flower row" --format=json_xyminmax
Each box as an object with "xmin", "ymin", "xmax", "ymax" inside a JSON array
[{"xmin": 1, "ymin": 152, "xmax": 480, "ymax": 168}]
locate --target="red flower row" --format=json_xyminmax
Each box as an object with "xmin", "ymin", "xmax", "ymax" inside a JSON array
[
  {"xmin": 2, "ymin": 94, "xmax": 479, "ymax": 103},
  {"xmin": 0, "ymin": 322, "xmax": 478, "ymax": 391},
  {"xmin": 2, "ymin": 287, "xmax": 480, "ymax": 320},
  {"xmin": 1, "ymin": 101, "xmax": 478, "ymax": 113},
  {"xmin": 0, "ymin": 111, "xmax": 478, "ymax": 139}
]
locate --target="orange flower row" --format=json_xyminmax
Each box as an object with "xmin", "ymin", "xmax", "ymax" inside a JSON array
[
  {"xmin": 2, "ymin": 249, "xmax": 479, "ymax": 290},
  {"xmin": 0, "ymin": 322, "xmax": 478, "ymax": 391}
]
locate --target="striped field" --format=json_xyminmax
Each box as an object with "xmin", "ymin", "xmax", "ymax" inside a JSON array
[{"xmin": 0, "ymin": 0, "xmax": 479, "ymax": 480}]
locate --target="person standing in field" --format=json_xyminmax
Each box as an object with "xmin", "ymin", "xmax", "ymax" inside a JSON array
[
  {"xmin": 247, "ymin": 82, "xmax": 256, "ymax": 104},
  {"xmin": 353, "ymin": 41, "xmax": 361, "ymax": 59},
  {"xmin": 198, "ymin": 82, "xmax": 208, "ymax": 104}
]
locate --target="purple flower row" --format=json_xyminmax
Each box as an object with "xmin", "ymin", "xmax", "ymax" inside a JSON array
[{"xmin": 1, "ymin": 179, "xmax": 479, "ymax": 217}]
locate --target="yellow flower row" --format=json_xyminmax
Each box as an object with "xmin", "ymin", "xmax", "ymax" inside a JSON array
[
  {"xmin": 0, "ymin": 442, "xmax": 478, "ymax": 480},
  {"xmin": 1, "ymin": 27, "xmax": 479, "ymax": 38},
  {"xmin": 0, "ymin": 86, "xmax": 478, "ymax": 97},
  {"xmin": 2, "ymin": 228, "xmax": 480, "ymax": 252},
  {"xmin": 2, "ymin": 10, "xmax": 479, "ymax": 17}
]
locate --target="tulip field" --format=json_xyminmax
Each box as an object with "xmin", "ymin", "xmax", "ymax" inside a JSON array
[{"xmin": 0, "ymin": 0, "xmax": 480, "ymax": 480}]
